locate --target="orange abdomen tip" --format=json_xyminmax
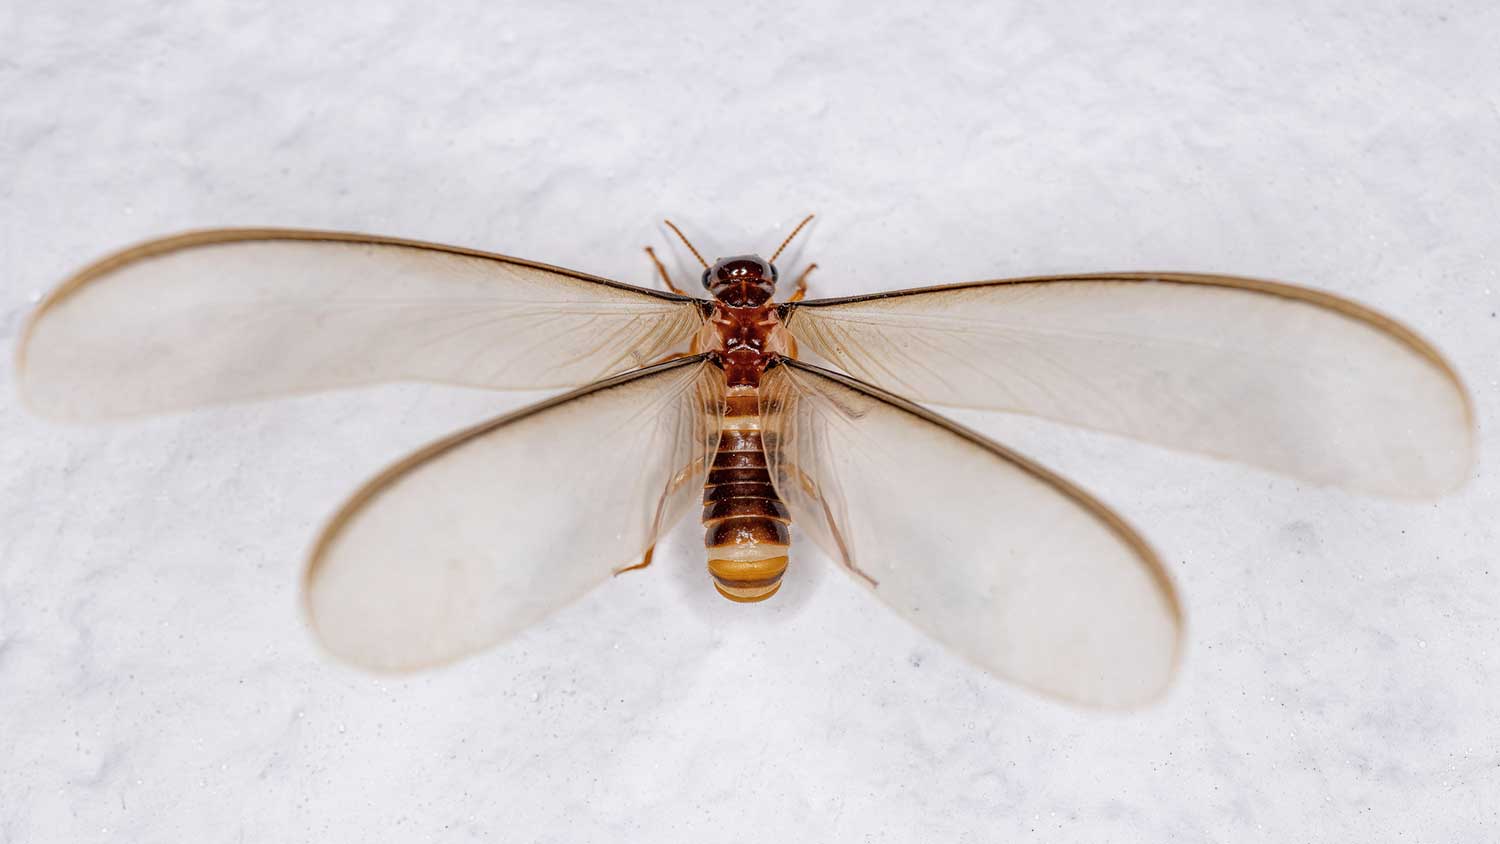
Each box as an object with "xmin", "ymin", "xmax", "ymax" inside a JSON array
[{"xmin": 708, "ymin": 555, "xmax": 789, "ymax": 602}]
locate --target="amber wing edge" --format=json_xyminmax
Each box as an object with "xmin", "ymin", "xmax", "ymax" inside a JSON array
[
  {"xmin": 300, "ymin": 352, "xmax": 720, "ymax": 673},
  {"xmin": 16, "ymin": 227, "xmax": 708, "ymax": 372},
  {"xmin": 780, "ymin": 270, "xmax": 1476, "ymax": 491},
  {"xmin": 765, "ymin": 355, "xmax": 1186, "ymax": 709},
  {"xmin": 15, "ymin": 227, "xmax": 715, "ymax": 420}
]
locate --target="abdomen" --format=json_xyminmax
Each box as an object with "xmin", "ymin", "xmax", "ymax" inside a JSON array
[{"xmin": 702, "ymin": 386, "xmax": 790, "ymax": 601}]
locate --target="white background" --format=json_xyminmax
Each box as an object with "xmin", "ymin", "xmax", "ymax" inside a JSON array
[{"xmin": 3, "ymin": 2, "xmax": 1497, "ymax": 841}]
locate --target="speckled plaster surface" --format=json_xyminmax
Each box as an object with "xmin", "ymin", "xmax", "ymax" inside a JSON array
[{"xmin": 2, "ymin": 2, "xmax": 1498, "ymax": 841}]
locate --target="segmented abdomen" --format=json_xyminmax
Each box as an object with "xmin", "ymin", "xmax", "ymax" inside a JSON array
[{"xmin": 702, "ymin": 387, "xmax": 790, "ymax": 602}]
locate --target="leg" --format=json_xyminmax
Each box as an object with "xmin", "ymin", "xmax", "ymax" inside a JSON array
[
  {"xmin": 644, "ymin": 246, "xmax": 689, "ymax": 295},
  {"xmin": 615, "ymin": 544, "xmax": 656, "ymax": 575},
  {"xmin": 787, "ymin": 462, "xmax": 877, "ymax": 587},
  {"xmin": 787, "ymin": 263, "xmax": 817, "ymax": 303},
  {"xmin": 612, "ymin": 454, "xmax": 708, "ymax": 576}
]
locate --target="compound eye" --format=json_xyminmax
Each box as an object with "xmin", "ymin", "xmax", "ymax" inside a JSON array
[{"xmin": 701, "ymin": 268, "xmax": 714, "ymax": 290}]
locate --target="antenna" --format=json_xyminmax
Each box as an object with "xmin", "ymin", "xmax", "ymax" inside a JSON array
[
  {"xmin": 769, "ymin": 214, "xmax": 816, "ymax": 263},
  {"xmin": 663, "ymin": 220, "xmax": 708, "ymax": 269}
]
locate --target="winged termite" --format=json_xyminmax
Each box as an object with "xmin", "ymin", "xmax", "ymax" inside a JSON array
[{"xmin": 17, "ymin": 216, "xmax": 1474, "ymax": 707}]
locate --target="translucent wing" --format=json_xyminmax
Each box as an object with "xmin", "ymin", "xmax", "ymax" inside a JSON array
[
  {"xmin": 304, "ymin": 355, "xmax": 724, "ymax": 671},
  {"xmin": 19, "ymin": 229, "xmax": 705, "ymax": 420},
  {"xmin": 760, "ymin": 358, "xmax": 1180, "ymax": 708},
  {"xmin": 784, "ymin": 274, "xmax": 1474, "ymax": 497}
]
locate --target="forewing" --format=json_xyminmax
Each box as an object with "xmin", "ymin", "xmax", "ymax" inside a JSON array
[
  {"xmin": 760, "ymin": 358, "xmax": 1181, "ymax": 708},
  {"xmin": 19, "ymin": 229, "xmax": 705, "ymax": 420},
  {"xmin": 304, "ymin": 355, "xmax": 724, "ymax": 671},
  {"xmin": 785, "ymin": 274, "xmax": 1473, "ymax": 497}
]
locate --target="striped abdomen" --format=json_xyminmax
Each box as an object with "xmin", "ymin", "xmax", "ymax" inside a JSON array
[{"xmin": 702, "ymin": 386, "xmax": 790, "ymax": 602}]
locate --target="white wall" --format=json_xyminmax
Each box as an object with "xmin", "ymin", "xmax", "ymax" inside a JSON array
[{"xmin": 3, "ymin": 1, "xmax": 1496, "ymax": 840}]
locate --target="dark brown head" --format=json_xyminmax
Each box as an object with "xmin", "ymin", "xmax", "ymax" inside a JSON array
[{"xmin": 703, "ymin": 254, "xmax": 778, "ymax": 307}]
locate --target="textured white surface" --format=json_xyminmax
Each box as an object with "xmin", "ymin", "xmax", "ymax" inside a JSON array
[{"xmin": 3, "ymin": 2, "xmax": 1498, "ymax": 841}]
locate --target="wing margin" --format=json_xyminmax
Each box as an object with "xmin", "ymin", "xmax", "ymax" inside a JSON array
[
  {"xmin": 304, "ymin": 353, "xmax": 725, "ymax": 671},
  {"xmin": 783, "ymin": 272, "xmax": 1474, "ymax": 497},
  {"xmin": 19, "ymin": 228, "xmax": 709, "ymax": 419},
  {"xmin": 760, "ymin": 357, "xmax": 1183, "ymax": 708}
]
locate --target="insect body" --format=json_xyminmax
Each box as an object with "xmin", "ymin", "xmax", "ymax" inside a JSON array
[
  {"xmin": 18, "ymin": 218, "xmax": 1474, "ymax": 707},
  {"xmin": 699, "ymin": 254, "xmax": 798, "ymax": 602}
]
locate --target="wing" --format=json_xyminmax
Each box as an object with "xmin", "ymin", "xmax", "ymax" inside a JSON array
[
  {"xmin": 760, "ymin": 358, "xmax": 1180, "ymax": 708},
  {"xmin": 304, "ymin": 354, "xmax": 724, "ymax": 671},
  {"xmin": 18, "ymin": 229, "xmax": 706, "ymax": 420},
  {"xmin": 783, "ymin": 274, "xmax": 1474, "ymax": 497}
]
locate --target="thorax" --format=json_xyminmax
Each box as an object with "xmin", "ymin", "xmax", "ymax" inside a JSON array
[{"xmin": 702, "ymin": 302, "xmax": 793, "ymax": 388}]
